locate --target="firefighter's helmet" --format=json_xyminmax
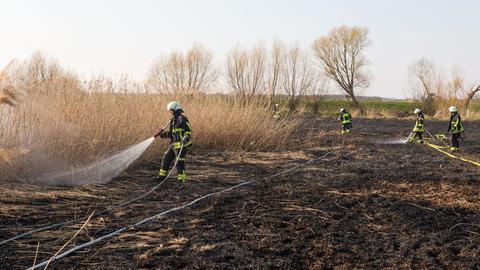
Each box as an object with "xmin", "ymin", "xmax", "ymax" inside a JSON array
[
  {"xmin": 167, "ymin": 101, "xmax": 182, "ymax": 111},
  {"xmin": 448, "ymin": 106, "xmax": 458, "ymax": 113}
]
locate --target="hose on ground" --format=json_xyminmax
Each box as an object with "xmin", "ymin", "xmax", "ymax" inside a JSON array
[
  {"xmin": 0, "ymin": 143, "xmax": 184, "ymax": 247},
  {"xmin": 26, "ymin": 150, "xmax": 334, "ymax": 270}
]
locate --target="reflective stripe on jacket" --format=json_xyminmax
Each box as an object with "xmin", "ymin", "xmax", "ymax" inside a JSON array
[
  {"xmin": 340, "ymin": 113, "xmax": 352, "ymax": 124},
  {"xmin": 164, "ymin": 114, "xmax": 193, "ymax": 149},
  {"xmin": 413, "ymin": 116, "xmax": 425, "ymax": 132},
  {"xmin": 449, "ymin": 114, "xmax": 464, "ymax": 134}
]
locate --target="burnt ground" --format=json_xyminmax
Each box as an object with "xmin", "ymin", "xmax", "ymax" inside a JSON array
[{"xmin": 1, "ymin": 118, "xmax": 480, "ymax": 270}]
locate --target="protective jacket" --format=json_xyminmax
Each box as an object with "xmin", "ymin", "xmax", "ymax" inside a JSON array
[
  {"xmin": 413, "ymin": 114, "xmax": 425, "ymax": 133},
  {"xmin": 160, "ymin": 111, "xmax": 193, "ymax": 149},
  {"xmin": 339, "ymin": 112, "xmax": 352, "ymax": 125},
  {"xmin": 448, "ymin": 113, "xmax": 464, "ymax": 134}
]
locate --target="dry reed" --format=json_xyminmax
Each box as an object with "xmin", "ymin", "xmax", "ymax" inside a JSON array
[{"xmin": 0, "ymin": 78, "xmax": 299, "ymax": 184}]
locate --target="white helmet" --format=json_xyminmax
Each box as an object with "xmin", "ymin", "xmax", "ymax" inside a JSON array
[
  {"xmin": 340, "ymin": 108, "xmax": 346, "ymax": 113},
  {"xmin": 448, "ymin": 106, "xmax": 458, "ymax": 113},
  {"xmin": 414, "ymin": 108, "xmax": 422, "ymax": 114},
  {"xmin": 167, "ymin": 101, "xmax": 182, "ymax": 111}
]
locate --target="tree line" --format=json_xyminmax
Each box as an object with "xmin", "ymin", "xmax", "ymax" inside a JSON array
[
  {"xmin": 145, "ymin": 26, "xmax": 371, "ymax": 112},
  {"xmin": 2, "ymin": 25, "xmax": 478, "ymax": 115},
  {"xmin": 408, "ymin": 58, "xmax": 480, "ymax": 117}
]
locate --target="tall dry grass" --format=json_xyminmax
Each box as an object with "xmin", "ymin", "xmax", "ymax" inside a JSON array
[{"xmin": 0, "ymin": 67, "xmax": 299, "ymax": 183}]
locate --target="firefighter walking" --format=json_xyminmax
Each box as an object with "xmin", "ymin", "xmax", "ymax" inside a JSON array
[
  {"xmin": 154, "ymin": 101, "xmax": 192, "ymax": 182},
  {"xmin": 408, "ymin": 108, "xmax": 425, "ymax": 143},
  {"xmin": 447, "ymin": 106, "xmax": 464, "ymax": 151},
  {"xmin": 338, "ymin": 108, "xmax": 352, "ymax": 134}
]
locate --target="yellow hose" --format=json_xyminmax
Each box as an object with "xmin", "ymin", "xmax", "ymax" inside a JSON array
[{"xmin": 425, "ymin": 142, "xmax": 480, "ymax": 167}]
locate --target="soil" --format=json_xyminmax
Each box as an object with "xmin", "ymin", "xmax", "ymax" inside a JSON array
[{"xmin": 1, "ymin": 118, "xmax": 479, "ymax": 269}]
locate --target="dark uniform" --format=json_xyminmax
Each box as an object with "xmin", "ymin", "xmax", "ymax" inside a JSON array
[
  {"xmin": 158, "ymin": 110, "xmax": 192, "ymax": 182},
  {"xmin": 411, "ymin": 113, "xmax": 425, "ymax": 143},
  {"xmin": 448, "ymin": 113, "xmax": 464, "ymax": 150},
  {"xmin": 339, "ymin": 112, "xmax": 352, "ymax": 134}
]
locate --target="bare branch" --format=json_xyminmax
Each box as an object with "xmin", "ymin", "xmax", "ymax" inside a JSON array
[
  {"xmin": 146, "ymin": 44, "xmax": 217, "ymax": 96},
  {"xmin": 312, "ymin": 26, "xmax": 370, "ymax": 113},
  {"xmin": 226, "ymin": 45, "xmax": 267, "ymax": 103},
  {"xmin": 282, "ymin": 45, "xmax": 321, "ymax": 111}
]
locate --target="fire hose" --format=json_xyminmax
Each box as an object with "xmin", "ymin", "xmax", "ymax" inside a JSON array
[
  {"xmin": 26, "ymin": 150, "xmax": 334, "ymax": 270},
  {"xmin": 410, "ymin": 130, "xmax": 480, "ymax": 167},
  {"xmin": 0, "ymin": 122, "xmax": 178, "ymax": 247}
]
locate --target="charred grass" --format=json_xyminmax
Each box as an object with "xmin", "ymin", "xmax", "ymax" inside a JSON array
[{"xmin": 1, "ymin": 118, "xmax": 480, "ymax": 269}]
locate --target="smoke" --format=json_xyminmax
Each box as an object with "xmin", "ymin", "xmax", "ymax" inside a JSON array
[{"xmin": 37, "ymin": 137, "xmax": 155, "ymax": 186}]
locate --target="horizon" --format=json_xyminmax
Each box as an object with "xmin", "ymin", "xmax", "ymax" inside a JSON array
[{"xmin": 1, "ymin": 0, "xmax": 479, "ymax": 99}]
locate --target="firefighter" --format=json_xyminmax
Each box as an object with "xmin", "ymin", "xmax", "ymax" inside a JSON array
[
  {"xmin": 153, "ymin": 101, "xmax": 192, "ymax": 182},
  {"xmin": 408, "ymin": 108, "xmax": 425, "ymax": 143},
  {"xmin": 447, "ymin": 106, "xmax": 464, "ymax": 151},
  {"xmin": 273, "ymin": 103, "xmax": 280, "ymax": 119},
  {"xmin": 338, "ymin": 108, "xmax": 352, "ymax": 134}
]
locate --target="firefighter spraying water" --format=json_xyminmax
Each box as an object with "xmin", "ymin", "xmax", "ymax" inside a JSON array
[
  {"xmin": 407, "ymin": 108, "xmax": 425, "ymax": 144},
  {"xmin": 153, "ymin": 101, "xmax": 192, "ymax": 182}
]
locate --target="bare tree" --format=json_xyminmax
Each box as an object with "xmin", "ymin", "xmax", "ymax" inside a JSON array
[
  {"xmin": 312, "ymin": 26, "xmax": 370, "ymax": 113},
  {"xmin": 408, "ymin": 58, "xmax": 438, "ymax": 114},
  {"xmin": 447, "ymin": 68, "xmax": 464, "ymax": 101},
  {"xmin": 442, "ymin": 69, "xmax": 480, "ymax": 118},
  {"xmin": 282, "ymin": 45, "xmax": 320, "ymax": 111},
  {"xmin": 146, "ymin": 44, "xmax": 217, "ymax": 95},
  {"xmin": 453, "ymin": 70, "xmax": 480, "ymax": 117},
  {"xmin": 446, "ymin": 67, "xmax": 480, "ymax": 113},
  {"xmin": 266, "ymin": 41, "xmax": 284, "ymax": 107},
  {"xmin": 26, "ymin": 52, "xmax": 65, "ymax": 85},
  {"xmin": 408, "ymin": 59, "xmax": 480, "ymax": 116},
  {"xmin": 464, "ymin": 84, "xmax": 480, "ymax": 113},
  {"xmin": 13, "ymin": 52, "xmax": 81, "ymax": 94},
  {"xmin": 409, "ymin": 58, "xmax": 435, "ymax": 98},
  {"xmin": 226, "ymin": 45, "xmax": 267, "ymax": 103},
  {"xmin": 27, "ymin": 52, "xmax": 49, "ymax": 83}
]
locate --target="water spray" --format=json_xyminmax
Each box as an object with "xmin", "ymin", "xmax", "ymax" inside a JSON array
[
  {"xmin": 404, "ymin": 131, "xmax": 414, "ymax": 144},
  {"xmin": 26, "ymin": 150, "xmax": 334, "ymax": 270},
  {"xmin": 38, "ymin": 137, "xmax": 155, "ymax": 186},
  {"xmin": 37, "ymin": 121, "xmax": 171, "ymax": 186},
  {"xmin": 0, "ymin": 121, "xmax": 178, "ymax": 246}
]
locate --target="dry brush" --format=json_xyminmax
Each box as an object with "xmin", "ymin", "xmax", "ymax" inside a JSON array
[{"xmin": 0, "ymin": 55, "xmax": 300, "ymax": 184}]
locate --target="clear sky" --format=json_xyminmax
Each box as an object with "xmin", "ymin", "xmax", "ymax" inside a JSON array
[{"xmin": 1, "ymin": 0, "xmax": 479, "ymax": 98}]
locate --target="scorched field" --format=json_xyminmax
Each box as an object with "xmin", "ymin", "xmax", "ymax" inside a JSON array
[{"xmin": 1, "ymin": 118, "xmax": 479, "ymax": 269}]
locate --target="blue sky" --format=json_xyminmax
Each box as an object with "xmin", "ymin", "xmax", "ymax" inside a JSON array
[{"xmin": 1, "ymin": 0, "xmax": 479, "ymax": 98}]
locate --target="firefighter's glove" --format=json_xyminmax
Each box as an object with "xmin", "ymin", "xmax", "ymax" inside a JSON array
[
  {"xmin": 153, "ymin": 129, "xmax": 164, "ymax": 138},
  {"xmin": 159, "ymin": 131, "xmax": 169, "ymax": 138}
]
